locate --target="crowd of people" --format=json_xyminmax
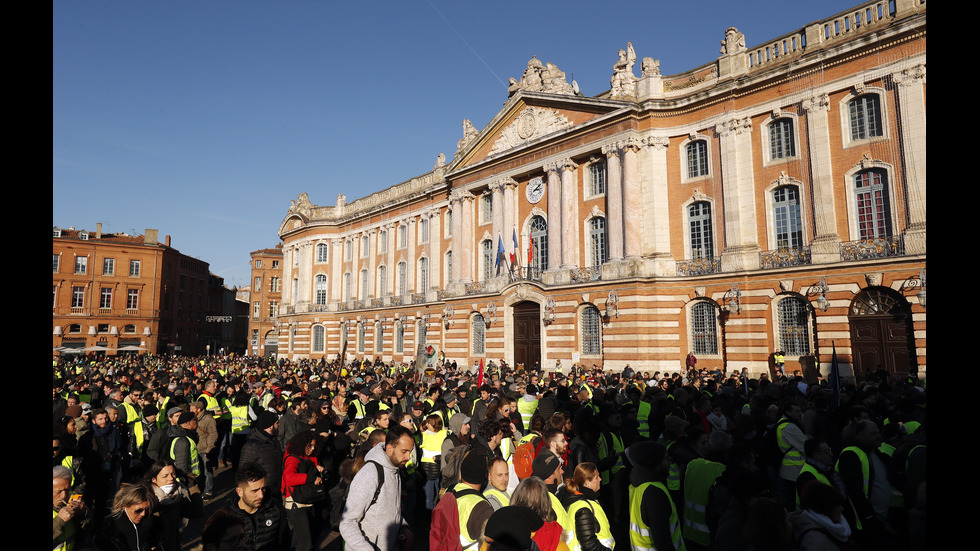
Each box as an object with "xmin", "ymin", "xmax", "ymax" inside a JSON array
[{"xmin": 52, "ymin": 352, "xmax": 926, "ymax": 551}]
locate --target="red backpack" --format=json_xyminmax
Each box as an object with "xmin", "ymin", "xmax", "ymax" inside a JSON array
[
  {"xmin": 512, "ymin": 435, "xmax": 544, "ymax": 480},
  {"xmin": 430, "ymin": 486, "xmax": 485, "ymax": 551}
]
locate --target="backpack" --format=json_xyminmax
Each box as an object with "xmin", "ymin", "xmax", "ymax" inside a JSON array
[
  {"xmin": 513, "ymin": 435, "xmax": 544, "ymax": 480},
  {"xmin": 286, "ymin": 454, "xmax": 327, "ymax": 505},
  {"xmin": 354, "ymin": 460, "xmax": 385, "ymax": 540},
  {"xmin": 440, "ymin": 444, "xmax": 473, "ymax": 490},
  {"xmin": 429, "ymin": 486, "xmax": 485, "ymax": 551}
]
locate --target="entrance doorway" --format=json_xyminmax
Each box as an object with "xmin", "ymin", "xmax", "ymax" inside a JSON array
[
  {"xmin": 848, "ymin": 287, "xmax": 916, "ymax": 378},
  {"xmin": 513, "ymin": 301, "xmax": 541, "ymax": 371}
]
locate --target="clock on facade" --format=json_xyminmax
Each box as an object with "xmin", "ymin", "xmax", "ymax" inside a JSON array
[{"xmin": 526, "ymin": 177, "xmax": 544, "ymax": 204}]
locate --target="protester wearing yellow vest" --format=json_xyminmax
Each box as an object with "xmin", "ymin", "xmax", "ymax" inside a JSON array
[
  {"xmin": 420, "ymin": 414, "xmax": 448, "ymax": 510},
  {"xmin": 563, "ymin": 462, "xmax": 615, "ymax": 551},
  {"xmin": 484, "ymin": 458, "xmax": 512, "ymax": 511},
  {"xmin": 681, "ymin": 432, "xmax": 728, "ymax": 548},
  {"xmin": 776, "ymin": 402, "xmax": 806, "ymax": 510},
  {"xmin": 455, "ymin": 452, "xmax": 495, "ymax": 550},
  {"xmin": 53, "ymin": 466, "xmax": 88, "ymax": 551},
  {"xmin": 627, "ymin": 441, "xmax": 686, "ymax": 551},
  {"xmin": 835, "ymin": 420, "xmax": 891, "ymax": 550},
  {"xmin": 169, "ymin": 411, "xmax": 202, "ymax": 478}
]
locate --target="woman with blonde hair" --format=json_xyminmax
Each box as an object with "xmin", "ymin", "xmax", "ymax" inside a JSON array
[
  {"xmin": 510, "ymin": 477, "xmax": 569, "ymax": 551},
  {"xmin": 561, "ymin": 463, "xmax": 614, "ymax": 551},
  {"xmin": 93, "ymin": 482, "xmax": 161, "ymax": 551}
]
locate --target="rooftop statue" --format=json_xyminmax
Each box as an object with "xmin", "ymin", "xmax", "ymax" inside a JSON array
[
  {"xmin": 610, "ymin": 42, "xmax": 637, "ymax": 99},
  {"xmin": 507, "ymin": 56, "xmax": 575, "ymax": 97}
]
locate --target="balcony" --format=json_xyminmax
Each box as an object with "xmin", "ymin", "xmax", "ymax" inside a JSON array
[
  {"xmin": 839, "ymin": 236, "xmax": 904, "ymax": 262},
  {"xmin": 465, "ymin": 281, "xmax": 488, "ymax": 295},
  {"xmin": 759, "ymin": 247, "xmax": 812, "ymax": 269},
  {"xmin": 570, "ymin": 267, "xmax": 602, "ymax": 283},
  {"xmin": 411, "ymin": 293, "xmax": 426, "ymax": 304},
  {"xmin": 511, "ymin": 266, "xmax": 544, "ymax": 283},
  {"xmin": 676, "ymin": 257, "xmax": 721, "ymax": 276}
]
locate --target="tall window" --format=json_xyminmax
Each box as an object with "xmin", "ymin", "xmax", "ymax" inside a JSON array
[
  {"xmin": 253, "ymin": 302, "xmax": 261, "ymax": 317},
  {"xmin": 312, "ymin": 326, "xmax": 325, "ymax": 353},
  {"xmin": 691, "ymin": 301, "xmax": 718, "ymax": 355},
  {"xmin": 357, "ymin": 323, "xmax": 366, "ymax": 353},
  {"xmin": 316, "ymin": 243, "xmax": 329, "ymax": 262},
  {"xmin": 398, "ymin": 225, "xmax": 407, "ymax": 248},
  {"xmin": 481, "ymin": 194, "xmax": 493, "ymax": 224},
  {"xmin": 269, "ymin": 301, "xmax": 279, "ymax": 317},
  {"xmin": 848, "ymin": 95, "xmax": 882, "ymax": 141},
  {"xmin": 530, "ymin": 216, "xmax": 548, "ymax": 275},
  {"xmin": 855, "ymin": 169, "xmax": 891, "ymax": 239},
  {"xmin": 343, "ymin": 273, "xmax": 352, "ymax": 302},
  {"xmin": 103, "ymin": 258, "xmax": 115, "ymax": 275},
  {"xmin": 127, "ymin": 289, "xmax": 139, "ymax": 310},
  {"xmin": 482, "ymin": 240, "xmax": 494, "ymax": 281},
  {"xmin": 361, "ymin": 236, "xmax": 369, "ymax": 257},
  {"xmin": 581, "ymin": 305, "xmax": 602, "ymax": 356},
  {"xmin": 419, "ymin": 218, "xmax": 429, "ymax": 243},
  {"xmin": 689, "ymin": 202, "xmax": 714, "ymax": 259},
  {"xmin": 589, "ymin": 160, "xmax": 606, "ymax": 195},
  {"xmin": 446, "ymin": 251, "xmax": 453, "ymax": 284},
  {"xmin": 375, "ymin": 323, "xmax": 383, "ymax": 353},
  {"xmin": 769, "ymin": 118, "xmax": 795, "ymax": 159},
  {"xmin": 254, "ymin": 277, "xmax": 262, "ymax": 290},
  {"xmin": 130, "ymin": 260, "xmax": 141, "ymax": 277},
  {"xmin": 53, "ymin": 254, "xmax": 60, "ymax": 273},
  {"xmin": 446, "ymin": 210, "xmax": 453, "ymax": 234},
  {"xmin": 379, "ymin": 231, "xmax": 387, "ymax": 253},
  {"xmin": 472, "ymin": 314, "xmax": 485, "ymax": 355},
  {"xmin": 272, "ymin": 260, "xmax": 279, "ymax": 269},
  {"xmin": 270, "ymin": 277, "xmax": 280, "ymax": 292},
  {"xmin": 378, "ymin": 265, "xmax": 387, "ymax": 296},
  {"xmin": 360, "ymin": 269, "xmax": 369, "ymax": 299},
  {"xmin": 100, "ymin": 288, "xmax": 113, "ymax": 309},
  {"xmin": 395, "ymin": 321, "xmax": 404, "ymax": 353},
  {"xmin": 345, "ymin": 240, "xmax": 352, "ymax": 261},
  {"xmin": 589, "ymin": 217, "xmax": 607, "ymax": 268},
  {"xmin": 315, "ymin": 275, "xmax": 327, "ymax": 305},
  {"xmin": 417, "ymin": 320, "xmax": 427, "ymax": 349},
  {"xmin": 777, "ymin": 297, "xmax": 811, "ymax": 356},
  {"xmin": 773, "ymin": 187, "xmax": 803, "ymax": 250},
  {"xmin": 75, "ymin": 256, "xmax": 87, "ymax": 274},
  {"xmin": 419, "ymin": 257, "xmax": 429, "ymax": 292},
  {"xmin": 687, "ymin": 140, "xmax": 709, "ymax": 178},
  {"xmin": 71, "ymin": 287, "xmax": 85, "ymax": 308},
  {"xmin": 340, "ymin": 324, "xmax": 348, "ymax": 354},
  {"xmin": 398, "ymin": 262, "xmax": 407, "ymax": 296}
]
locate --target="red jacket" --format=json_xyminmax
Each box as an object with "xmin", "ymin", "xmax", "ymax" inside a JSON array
[{"xmin": 281, "ymin": 453, "xmax": 319, "ymax": 498}]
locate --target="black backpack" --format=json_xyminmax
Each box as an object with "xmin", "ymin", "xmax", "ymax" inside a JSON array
[
  {"xmin": 286, "ymin": 455, "xmax": 327, "ymax": 505},
  {"xmin": 440, "ymin": 444, "xmax": 473, "ymax": 490}
]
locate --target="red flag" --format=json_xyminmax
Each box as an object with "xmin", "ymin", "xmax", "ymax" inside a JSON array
[
  {"xmin": 527, "ymin": 240, "xmax": 533, "ymax": 265},
  {"xmin": 477, "ymin": 358, "xmax": 485, "ymax": 388}
]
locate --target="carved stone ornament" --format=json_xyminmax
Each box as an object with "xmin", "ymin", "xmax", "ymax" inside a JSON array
[
  {"xmin": 434, "ymin": 152, "xmax": 446, "ymax": 168},
  {"xmin": 288, "ymin": 193, "xmax": 314, "ymax": 218},
  {"xmin": 508, "ymin": 56, "xmax": 575, "ymax": 97},
  {"xmin": 641, "ymin": 57, "xmax": 661, "ymax": 77},
  {"xmin": 864, "ymin": 273, "xmax": 882, "ymax": 287},
  {"xmin": 694, "ymin": 286, "xmax": 706, "ymax": 298},
  {"xmin": 692, "ymin": 188, "xmax": 708, "ymax": 203},
  {"xmin": 490, "ymin": 107, "xmax": 573, "ymax": 155},
  {"xmin": 610, "ymin": 42, "xmax": 638, "ymax": 99},
  {"xmin": 516, "ymin": 284, "xmax": 529, "ymax": 301},
  {"xmin": 779, "ymin": 280, "xmax": 794, "ymax": 293},
  {"xmin": 719, "ymin": 27, "xmax": 746, "ymax": 55},
  {"xmin": 859, "ymin": 153, "xmax": 876, "ymax": 170},
  {"xmin": 892, "ymin": 64, "xmax": 926, "ymax": 87},
  {"xmin": 456, "ymin": 119, "xmax": 480, "ymax": 156},
  {"xmin": 802, "ymin": 93, "xmax": 830, "ymax": 113},
  {"xmin": 775, "ymin": 171, "xmax": 794, "ymax": 187}
]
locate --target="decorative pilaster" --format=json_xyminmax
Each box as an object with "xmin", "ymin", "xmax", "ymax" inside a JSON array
[
  {"xmin": 545, "ymin": 164, "xmax": 562, "ymax": 272},
  {"xmin": 558, "ymin": 158, "xmax": 580, "ymax": 269},
  {"xmin": 427, "ymin": 209, "xmax": 441, "ymax": 293},
  {"xmin": 715, "ymin": 116, "xmax": 761, "ymax": 271},
  {"xmin": 641, "ymin": 136, "xmax": 673, "ymax": 264},
  {"xmin": 602, "ymin": 143, "xmax": 625, "ymax": 262},
  {"xmin": 331, "ymin": 238, "xmax": 344, "ymax": 302},
  {"xmin": 501, "ymin": 178, "xmax": 518, "ymax": 259},
  {"xmin": 892, "ymin": 64, "xmax": 926, "ymax": 254},
  {"xmin": 490, "ymin": 180, "xmax": 505, "ymax": 248},
  {"xmin": 802, "ymin": 92, "xmax": 841, "ymax": 263},
  {"xmin": 621, "ymin": 137, "xmax": 642, "ymax": 261}
]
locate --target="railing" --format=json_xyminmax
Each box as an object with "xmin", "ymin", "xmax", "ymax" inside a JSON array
[
  {"xmin": 759, "ymin": 247, "xmax": 812, "ymax": 269},
  {"xmin": 465, "ymin": 281, "xmax": 488, "ymax": 295},
  {"xmin": 411, "ymin": 293, "xmax": 426, "ymax": 304},
  {"xmin": 840, "ymin": 236, "xmax": 904, "ymax": 261},
  {"xmin": 390, "ymin": 295, "xmax": 403, "ymax": 306},
  {"xmin": 676, "ymin": 257, "xmax": 721, "ymax": 276},
  {"xmin": 371, "ymin": 298, "xmax": 384, "ymax": 308},
  {"xmin": 570, "ymin": 267, "xmax": 602, "ymax": 283},
  {"xmin": 310, "ymin": 303, "xmax": 330, "ymax": 312},
  {"xmin": 511, "ymin": 266, "xmax": 544, "ymax": 282}
]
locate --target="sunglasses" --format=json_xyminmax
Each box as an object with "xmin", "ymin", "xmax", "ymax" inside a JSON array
[{"xmin": 132, "ymin": 507, "xmax": 148, "ymax": 515}]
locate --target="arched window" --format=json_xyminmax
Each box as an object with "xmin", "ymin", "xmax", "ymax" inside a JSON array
[
  {"xmin": 361, "ymin": 235, "xmax": 369, "ymax": 257},
  {"xmin": 375, "ymin": 323, "xmax": 383, "ymax": 353},
  {"xmin": 688, "ymin": 202, "xmax": 714, "ymax": 259},
  {"xmin": 343, "ymin": 273, "xmax": 352, "ymax": 302},
  {"xmin": 419, "ymin": 257, "xmax": 429, "ymax": 292},
  {"xmin": 472, "ymin": 314, "xmax": 485, "ymax": 355},
  {"xmin": 316, "ymin": 242, "xmax": 329, "ymax": 263},
  {"xmin": 687, "ymin": 140, "xmax": 709, "ymax": 178},
  {"xmin": 581, "ymin": 305, "xmax": 602, "ymax": 356},
  {"xmin": 690, "ymin": 301, "xmax": 718, "ymax": 355},
  {"xmin": 769, "ymin": 118, "xmax": 795, "ymax": 160},
  {"xmin": 419, "ymin": 218, "xmax": 429, "ymax": 243},
  {"xmin": 398, "ymin": 262, "xmax": 407, "ymax": 296},
  {"xmin": 357, "ymin": 323, "xmax": 365, "ymax": 353},
  {"xmin": 379, "ymin": 230, "xmax": 387, "ymax": 253},
  {"xmin": 773, "ymin": 186, "xmax": 803, "ymax": 250},
  {"xmin": 530, "ymin": 216, "xmax": 548, "ymax": 276},
  {"xmin": 776, "ymin": 296, "xmax": 811, "ymax": 356},
  {"xmin": 312, "ymin": 325, "xmax": 325, "ymax": 353},
  {"xmin": 360, "ymin": 269, "xmax": 368, "ymax": 299},
  {"xmin": 344, "ymin": 240, "xmax": 352, "ymax": 261},
  {"xmin": 482, "ymin": 240, "xmax": 494, "ymax": 281},
  {"xmin": 588, "ymin": 160, "xmax": 606, "ymax": 196},
  {"xmin": 395, "ymin": 321, "xmax": 404, "ymax": 353},
  {"xmin": 589, "ymin": 217, "xmax": 607, "ymax": 268},
  {"xmin": 854, "ymin": 169, "xmax": 891, "ymax": 239},
  {"xmin": 378, "ymin": 265, "xmax": 387, "ymax": 297},
  {"xmin": 315, "ymin": 275, "xmax": 327, "ymax": 305},
  {"xmin": 848, "ymin": 94, "xmax": 883, "ymax": 141}
]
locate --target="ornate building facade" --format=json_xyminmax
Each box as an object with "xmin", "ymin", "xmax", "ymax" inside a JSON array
[{"xmin": 270, "ymin": 0, "xmax": 926, "ymax": 379}]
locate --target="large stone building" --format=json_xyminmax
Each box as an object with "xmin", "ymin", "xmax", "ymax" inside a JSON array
[
  {"xmin": 53, "ymin": 224, "xmax": 240, "ymax": 356},
  {"xmin": 267, "ymin": 0, "xmax": 926, "ymax": 379},
  {"xmin": 247, "ymin": 245, "xmax": 285, "ymax": 357}
]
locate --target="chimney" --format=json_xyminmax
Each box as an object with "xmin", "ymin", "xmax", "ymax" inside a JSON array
[
  {"xmin": 166, "ymin": 235, "xmax": 171, "ymax": 247},
  {"xmin": 144, "ymin": 229, "xmax": 159, "ymax": 245},
  {"xmin": 96, "ymin": 223, "xmax": 102, "ymax": 239}
]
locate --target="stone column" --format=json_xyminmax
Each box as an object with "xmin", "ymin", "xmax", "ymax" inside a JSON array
[
  {"xmin": 459, "ymin": 192, "xmax": 476, "ymax": 284},
  {"xmin": 715, "ymin": 116, "xmax": 761, "ymax": 271},
  {"xmin": 642, "ymin": 136, "xmax": 672, "ymax": 262},
  {"xmin": 428, "ymin": 209, "xmax": 441, "ymax": 293},
  {"xmin": 622, "ymin": 137, "xmax": 642, "ymax": 260},
  {"xmin": 502, "ymin": 178, "xmax": 517, "ymax": 264},
  {"xmin": 802, "ymin": 92, "xmax": 841, "ymax": 263},
  {"xmin": 331, "ymin": 238, "xmax": 343, "ymax": 302},
  {"xmin": 892, "ymin": 64, "xmax": 926, "ymax": 254},
  {"xmin": 602, "ymin": 143, "xmax": 625, "ymax": 262},
  {"xmin": 297, "ymin": 242, "xmax": 311, "ymax": 303},
  {"xmin": 559, "ymin": 158, "xmax": 579, "ymax": 269},
  {"xmin": 545, "ymin": 164, "xmax": 562, "ymax": 272},
  {"xmin": 367, "ymin": 229, "xmax": 377, "ymax": 299},
  {"xmin": 491, "ymin": 180, "xmax": 504, "ymax": 250},
  {"xmin": 282, "ymin": 246, "xmax": 293, "ymax": 305},
  {"xmin": 406, "ymin": 219, "xmax": 417, "ymax": 293}
]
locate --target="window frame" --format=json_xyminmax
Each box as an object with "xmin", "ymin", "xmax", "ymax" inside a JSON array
[
  {"xmin": 316, "ymin": 242, "xmax": 329, "ymax": 263},
  {"xmin": 481, "ymin": 239, "xmax": 494, "ymax": 281},
  {"xmin": 480, "ymin": 194, "xmax": 493, "ymax": 225},
  {"xmin": 315, "ymin": 274, "xmax": 328, "ymax": 305},
  {"xmin": 588, "ymin": 216, "xmax": 607, "ymax": 268},
  {"xmin": 685, "ymin": 139, "xmax": 710, "ymax": 180},
  {"xmin": 687, "ymin": 201, "xmax": 715, "ymax": 260},
  {"xmin": 100, "ymin": 287, "xmax": 113, "ymax": 309},
  {"xmin": 75, "ymin": 256, "xmax": 87, "ymax": 275},
  {"xmin": 530, "ymin": 215, "xmax": 548, "ymax": 275},
  {"xmin": 689, "ymin": 300, "xmax": 720, "ymax": 356},
  {"xmin": 774, "ymin": 295, "xmax": 812, "ymax": 357},
  {"xmin": 472, "ymin": 313, "xmax": 486, "ymax": 355},
  {"xmin": 129, "ymin": 259, "xmax": 141, "ymax": 277},
  {"xmin": 580, "ymin": 304, "xmax": 602, "ymax": 357},
  {"xmin": 126, "ymin": 289, "xmax": 139, "ymax": 310},
  {"xmin": 587, "ymin": 159, "xmax": 606, "ymax": 197},
  {"xmin": 840, "ymin": 88, "xmax": 889, "ymax": 148},
  {"xmin": 765, "ymin": 116, "xmax": 798, "ymax": 164},
  {"xmin": 103, "ymin": 258, "xmax": 115, "ymax": 276},
  {"xmin": 312, "ymin": 325, "xmax": 325, "ymax": 353}
]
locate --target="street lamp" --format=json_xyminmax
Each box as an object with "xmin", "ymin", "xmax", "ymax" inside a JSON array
[
  {"xmin": 806, "ymin": 277, "xmax": 830, "ymax": 312},
  {"xmin": 899, "ymin": 268, "xmax": 926, "ymax": 308}
]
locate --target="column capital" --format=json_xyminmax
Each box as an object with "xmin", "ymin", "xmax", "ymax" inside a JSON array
[
  {"xmin": 802, "ymin": 92, "xmax": 830, "ymax": 113},
  {"xmin": 892, "ymin": 64, "xmax": 926, "ymax": 87},
  {"xmin": 643, "ymin": 136, "xmax": 670, "ymax": 150},
  {"xmin": 448, "ymin": 188, "xmax": 475, "ymax": 204},
  {"xmin": 545, "ymin": 158, "xmax": 577, "ymax": 174},
  {"xmin": 618, "ymin": 136, "xmax": 642, "ymax": 153},
  {"xmin": 715, "ymin": 116, "xmax": 752, "ymax": 137},
  {"xmin": 601, "ymin": 142, "xmax": 620, "ymax": 156}
]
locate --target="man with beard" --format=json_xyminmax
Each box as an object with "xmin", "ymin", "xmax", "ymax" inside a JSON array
[
  {"xmin": 222, "ymin": 463, "xmax": 290, "ymax": 551},
  {"xmin": 239, "ymin": 410, "xmax": 284, "ymax": 499},
  {"xmin": 78, "ymin": 408, "xmax": 123, "ymax": 525}
]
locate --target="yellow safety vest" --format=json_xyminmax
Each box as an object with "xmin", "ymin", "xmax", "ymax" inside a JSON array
[
  {"xmin": 796, "ymin": 462, "xmax": 831, "ymax": 508},
  {"xmin": 635, "ymin": 401, "xmax": 652, "ymax": 439},
  {"xmin": 549, "ymin": 491, "xmax": 577, "ymax": 551},
  {"xmin": 777, "ymin": 418, "xmax": 804, "ymax": 470},
  {"xmin": 629, "ymin": 480, "xmax": 685, "ymax": 551},
  {"xmin": 681, "ymin": 458, "xmax": 726, "ymax": 546},
  {"xmin": 567, "ymin": 496, "xmax": 615, "ymax": 551},
  {"xmin": 53, "ymin": 509, "xmax": 76, "ymax": 551},
  {"xmin": 157, "ymin": 396, "xmax": 172, "ymax": 429},
  {"xmin": 835, "ymin": 446, "xmax": 870, "ymax": 531},
  {"xmin": 453, "ymin": 483, "xmax": 488, "ymax": 548},
  {"xmin": 198, "ymin": 393, "xmax": 221, "ymax": 416},
  {"xmin": 349, "ymin": 399, "xmax": 366, "ymax": 421},
  {"xmin": 169, "ymin": 436, "xmax": 201, "ymax": 477},
  {"xmin": 229, "ymin": 405, "xmax": 250, "ymax": 434},
  {"xmin": 598, "ymin": 432, "xmax": 624, "ymax": 485},
  {"xmin": 483, "ymin": 487, "xmax": 511, "ymax": 509},
  {"xmin": 517, "ymin": 396, "xmax": 538, "ymax": 429},
  {"xmin": 420, "ymin": 429, "xmax": 447, "ymax": 463}
]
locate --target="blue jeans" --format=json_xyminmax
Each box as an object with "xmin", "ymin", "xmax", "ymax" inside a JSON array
[{"xmin": 423, "ymin": 477, "xmax": 440, "ymax": 510}]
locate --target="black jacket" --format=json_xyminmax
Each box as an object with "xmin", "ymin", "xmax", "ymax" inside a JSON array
[
  {"xmin": 221, "ymin": 494, "xmax": 290, "ymax": 551},
  {"xmin": 240, "ymin": 429, "xmax": 285, "ymax": 493},
  {"xmin": 562, "ymin": 488, "xmax": 612, "ymax": 551},
  {"xmin": 92, "ymin": 513, "xmax": 161, "ymax": 551}
]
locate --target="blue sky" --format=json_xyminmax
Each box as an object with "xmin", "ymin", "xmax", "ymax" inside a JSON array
[{"xmin": 53, "ymin": 0, "xmax": 860, "ymax": 289}]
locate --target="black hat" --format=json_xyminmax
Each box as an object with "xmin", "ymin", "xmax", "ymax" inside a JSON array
[
  {"xmin": 253, "ymin": 410, "xmax": 279, "ymax": 431},
  {"xmin": 142, "ymin": 405, "xmax": 159, "ymax": 418},
  {"xmin": 531, "ymin": 450, "xmax": 562, "ymax": 480},
  {"xmin": 177, "ymin": 411, "xmax": 195, "ymax": 425},
  {"xmin": 626, "ymin": 441, "xmax": 667, "ymax": 471},
  {"xmin": 484, "ymin": 506, "xmax": 544, "ymax": 550},
  {"xmin": 460, "ymin": 451, "xmax": 488, "ymax": 485}
]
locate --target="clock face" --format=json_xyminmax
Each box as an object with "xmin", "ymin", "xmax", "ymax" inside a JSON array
[{"xmin": 526, "ymin": 177, "xmax": 544, "ymax": 204}]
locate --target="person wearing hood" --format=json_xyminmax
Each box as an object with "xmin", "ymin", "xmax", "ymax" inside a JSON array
[
  {"xmin": 627, "ymin": 441, "xmax": 686, "ymax": 551},
  {"xmin": 339, "ymin": 426, "xmax": 414, "ymax": 551},
  {"xmin": 791, "ymin": 481, "xmax": 853, "ymax": 551}
]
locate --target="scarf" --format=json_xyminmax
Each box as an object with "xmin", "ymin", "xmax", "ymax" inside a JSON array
[{"xmin": 803, "ymin": 510, "xmax": 852, "ymax": 541}]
